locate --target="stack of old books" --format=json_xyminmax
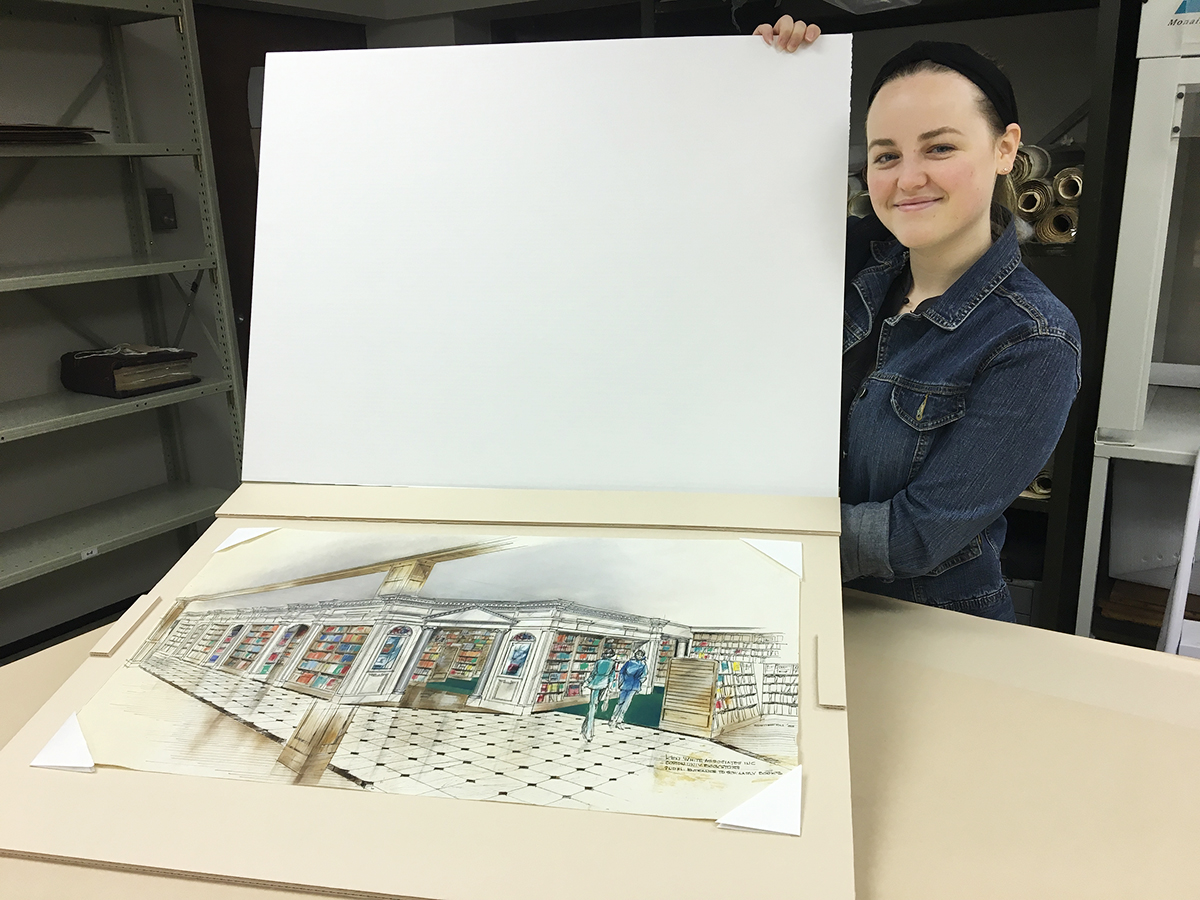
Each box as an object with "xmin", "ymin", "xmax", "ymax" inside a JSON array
[{"xmin": 60, "ymin": 344, "xmax": 199, "ymax": 399}]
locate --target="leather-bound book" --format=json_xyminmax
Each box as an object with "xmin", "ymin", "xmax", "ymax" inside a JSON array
[{"xmin": 60, "ymin": 344, "xmax": 199, "ymax": 399}]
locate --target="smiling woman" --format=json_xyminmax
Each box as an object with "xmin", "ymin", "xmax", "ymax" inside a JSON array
[
  {"xmin": 864, "ymin": 45, "xmax": 1022, "ymax": 312},
  {"xmin": 757, "ymin": 23, "xmax": 1081, "ymax": 622}
]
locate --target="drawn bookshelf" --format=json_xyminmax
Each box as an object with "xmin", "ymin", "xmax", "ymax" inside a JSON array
[
  {"xmin": 222, "ymin": 624, "xmax": 279, "ymax": 672},
  {"xmin": 185, "ymin": 623, "xmax": 227, "ymax": 664},
  {"xmin": 407, "ymin": 628, "xmax": 494, "ymax": 688},
  {"xmin": 160, "ymin": 620, "xmax": 200, "ymax": 657},
  {"xmin": 762, "ymin": 663, "xmax": 799, "ymax": 717},
  {"xmin": 690, "ymin": 631, "xmax": 782, "ymax": 661},
  {"xmin": 570, "ymin": 635, "xmax": 603, "ymax": 697},
  {"xmin": 411, "ymin": 642, "xmax": 438, "ymax": 684},
  {"xmin": 208, "ymin": 624, "xmax": 244, "ymax": 665},
  {"xmin": 533, "ymin": 632, "xmax": 632, "ymax": 707},
  {"xmin": 655, "ymin": 636, "xmax": 675, "ymax": 686},
  {"xmin": 605, "ymin": 637, "xmax": 635, "ymax": 658},
  {"xmin": 290, "ymin": 624, "xmax": 371, "ymax": 692},
  {"xmin": 713, "ymin": 661, "xmax": 759, "ymax": 731},
  {"xmin": 535, "ymin": 631, "xmax": 577, "ymax": 704},
  {"xmin": 259, "ymin": 625, "xmax": 307, "ymax": 677},
  {"xmin": 446, "ymin": 632, "xmax": 493, "ymax": 680}
]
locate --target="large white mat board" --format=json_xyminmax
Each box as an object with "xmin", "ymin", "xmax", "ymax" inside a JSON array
[{"xmin": 246, "ymin": 36, "xmax": 851, "ymax": 495}]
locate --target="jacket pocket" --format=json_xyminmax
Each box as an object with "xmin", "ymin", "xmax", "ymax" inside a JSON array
[
  {"xmin": 926, "ymin": 534, "xmax": 983, "ymax": 577},
  {"xmin": 890, "ymin": 384, "xmax": 967, "ymax": 431}
]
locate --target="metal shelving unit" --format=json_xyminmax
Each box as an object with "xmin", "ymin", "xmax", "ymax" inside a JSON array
[
  {"xmin": 0, "ymin": 256, "xmax": 216, "ymax": 292},
  {"xmin": 0, "ymin": 142, "xmax": 198, "ymax": 157},
  {"xmin": 3, "ymin": 0, "xmax": 180, "ymax": 26},
  {"xmin": 0, "ymin": 378, "xmax": 232, "ymax": 443},
  {"xmin": 0, "ymin": 0, "xmax": 243, "ymax": 652},
  {"xmin": 0, "ymin": 483, "xmax": 230, "ymax": 591}
]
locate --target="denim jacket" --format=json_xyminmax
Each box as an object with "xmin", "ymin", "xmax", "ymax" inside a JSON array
[{"xmin": 839, "ymin": 213, "xmax": 1081, "ymax": 618}]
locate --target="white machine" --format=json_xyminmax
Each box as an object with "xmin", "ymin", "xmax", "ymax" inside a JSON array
[{"xmin": 1080, "ymin": 0, "xmax": 1200, "ymax": 651}]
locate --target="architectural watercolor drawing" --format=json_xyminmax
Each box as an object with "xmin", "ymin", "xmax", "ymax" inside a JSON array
[{"xmin": 79, "ymin": 528, "xmax": 802, "ymax": 820}]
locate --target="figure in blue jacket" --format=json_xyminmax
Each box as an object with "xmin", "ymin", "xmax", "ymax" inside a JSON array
[
  {"xmin": 609, "ymin": 649, "xmax": 647, "ymax": 730},
  {"xmin": 581, "ymin": 647, "xmax": 616, "ymax": 742}
]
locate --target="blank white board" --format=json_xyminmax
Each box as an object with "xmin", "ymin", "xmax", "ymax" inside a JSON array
[{"xmin": 245, "ymin": 35, "xmax": 851, "ymax": 495}]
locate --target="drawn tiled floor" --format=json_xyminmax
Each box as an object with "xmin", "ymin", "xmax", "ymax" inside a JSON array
[
  {"xmin": 87, "ymin": 661, "xmax": 345, "ymax": 787},
  {"xmin": 139, "ymin": 655, "xmax": 791, "ymax": 815},
  {"xmin": 143, "ymin": 654, "xmax": 317, "ymax": 740},
  {"xmin": 333, "ymin": 704, "xmax": 788, "ymax": 812}
]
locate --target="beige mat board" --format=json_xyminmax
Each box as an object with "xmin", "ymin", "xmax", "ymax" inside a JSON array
[{"xmin": 0, "ymin": 487, "xmax": 854, "ymax": 899}]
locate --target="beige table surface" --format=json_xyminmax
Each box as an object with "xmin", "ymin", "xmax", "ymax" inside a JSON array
[{"xmin": 3, "ymin": 590, "xmax": 1199, "ymax": 899}]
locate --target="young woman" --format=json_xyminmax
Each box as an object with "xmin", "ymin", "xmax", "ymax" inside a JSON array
[{"xmin": 756, "ymin": 18, "xmax": 1081, "ymax": 621}]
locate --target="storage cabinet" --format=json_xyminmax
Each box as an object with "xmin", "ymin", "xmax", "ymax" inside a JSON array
[
  {"xmin": 0, "ymin": 0, "xmax": 243, "ymax": 657},
  {"xmin": 1079, "ymin": 48, "xmax": 1200, "ymax": 644}
]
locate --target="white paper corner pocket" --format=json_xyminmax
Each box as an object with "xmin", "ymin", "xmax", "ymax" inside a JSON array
[
  {"xmin": 715, "ymin": 765, "xmax": 802, "ymax": 836},
  {"xmin": 214, "ymin": 527, "xmax": 279, "ymax": 553},
  {"xmin": 742, "ymin": 539, "xmax": 804, "ymax": 579},
  {"xmin": 30, "ymin": 713, "xmax": 95, "ymax": 773}
]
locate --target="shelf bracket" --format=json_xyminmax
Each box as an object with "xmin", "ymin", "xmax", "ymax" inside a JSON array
[
  {"xmin": 169, "ymin": 270, "xmax": 206, "ymax": 347},
  {"xmin": 165, "ymin": 270, "xmax": 220, "ymax": 356}
]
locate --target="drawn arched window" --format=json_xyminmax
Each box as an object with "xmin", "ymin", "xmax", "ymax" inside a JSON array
[
  {"xmin": 370, "ymin": 626, "xmax": 413, "ymax": 672},
  {"xmin": 503, "ymin": 633, "xmax": 537, "ymax": 678}
]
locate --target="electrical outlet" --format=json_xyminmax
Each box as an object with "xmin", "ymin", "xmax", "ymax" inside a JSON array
[{"xmin": 146, "ymin": 188, "xmax": 178, "ymax": 232}]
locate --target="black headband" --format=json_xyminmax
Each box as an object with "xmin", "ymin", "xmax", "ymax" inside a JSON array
[{"xmin": 868, "ymin": 41, "xmax": 1019, "ymax": 129}]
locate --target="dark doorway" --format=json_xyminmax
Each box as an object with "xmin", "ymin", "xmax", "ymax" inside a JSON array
[{"xmin": 193, "ymin": 5, "xmax": 366, "ymax": 381}]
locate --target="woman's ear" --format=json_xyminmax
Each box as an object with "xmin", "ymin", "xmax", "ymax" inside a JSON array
[{"xmin": 998, "ymin": 123, "xmax": 1022, "ymax": 174}]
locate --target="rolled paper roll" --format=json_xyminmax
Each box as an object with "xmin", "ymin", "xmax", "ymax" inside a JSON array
[
  {"xmin": 1034, "ymin": 205, "xmax": 1079, "ymax": 243},
  {"xmin": 847, "ymin": 190, "xmax": 874, "ymax": 218},
  {"xmin": 1052, "ymin": 166, "xmax": 1083, "ymax": 206},
  {"xmin": 1011, "ymin": 151, "xmax": 1030, "ymax": 185},
  {"xmin": 1029, "ymin": 470, "xmax": 1053, "ymax": 496},
  {"xmin": 1014, "ymin": 145, "xmax": 1051, "ymax": 183},
  {"xmin": 1016, "ymin": 178, "xmax": 1054, "ymax": 220}
]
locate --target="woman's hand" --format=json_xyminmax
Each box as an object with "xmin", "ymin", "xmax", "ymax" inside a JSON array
[{"xmin": 753, "ymin": 15, "xmax": 821, "ymax": 52}]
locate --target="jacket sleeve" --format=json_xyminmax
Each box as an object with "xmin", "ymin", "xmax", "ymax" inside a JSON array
[{"xmin": 840, "ymin": 330, "xmax": 1080, "ymax": 581}]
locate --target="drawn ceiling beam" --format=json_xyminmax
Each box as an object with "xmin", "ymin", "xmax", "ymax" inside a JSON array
[{"xmin": 179, "ymin": 539, "xmax": 514, "ymax": 602}]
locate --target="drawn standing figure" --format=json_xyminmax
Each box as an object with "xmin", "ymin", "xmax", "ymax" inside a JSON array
[
  {"xmin": 581, "ymin": 647, "xmax": 617, "ymax": 742},
  {"xmin": 609, "ymin": 648, "xmax": 647, "ymax": 730}
]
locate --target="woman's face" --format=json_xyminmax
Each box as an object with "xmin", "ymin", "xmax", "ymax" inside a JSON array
[{"xmin": 865, "ymin": 70, "xmax": 1018, "ymax": 254}]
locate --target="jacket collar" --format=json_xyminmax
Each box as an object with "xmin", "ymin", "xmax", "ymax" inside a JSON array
[{"xmin": 865, "ymin": 213, "xmax": 1022, "ymax": 331}]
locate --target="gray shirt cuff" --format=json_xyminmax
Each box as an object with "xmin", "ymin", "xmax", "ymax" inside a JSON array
[{"xmin": 840, "ymin": 501, "xmax": 894, "ymax": 582}]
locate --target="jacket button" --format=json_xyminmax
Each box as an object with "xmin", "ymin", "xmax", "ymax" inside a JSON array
[{"xmin": 857, "ymin": 385, "xmax": 868, "ymax": 400}]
